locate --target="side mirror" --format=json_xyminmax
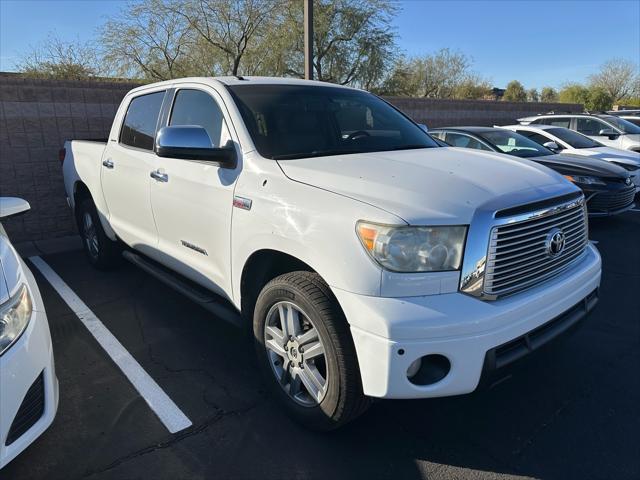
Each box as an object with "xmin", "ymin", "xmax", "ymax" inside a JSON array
[
  {"xmin": 598, "ymin": 128, "xmax": 619, "ymax": 139},
  {"xmin": 155, "ymin": 126, "xmax": 236, "ymax": 168},
  {"xmin": 543, "ymin": 141, "xmax": 561, "ymax": 151},
  {"xmin": 418, "ymin": 124, "xmax": 429, "ymax": 133},
  {"xmin": 0, "ymin": 197, "xmax": 30, "ymax": 219}
]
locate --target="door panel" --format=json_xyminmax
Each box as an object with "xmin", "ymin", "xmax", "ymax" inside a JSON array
[
  {"xmin": 150, "ymin": 87, "xmax": 239, "ymax": 298},
  {"xmin": 101, "ymin": 90, "xmax": 165, "ymax": 254},
  {"xmin": 102, "ymin": 145, "xmax": 159, "ymax": 252}
]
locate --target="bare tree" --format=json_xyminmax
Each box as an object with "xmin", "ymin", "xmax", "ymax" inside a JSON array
[
  {"xmin": 168, "ymin": 0, "xmax": 282, "ymax": 76},
  {"xmin": 100, "ymin": 0, "xmax": 193, "ymax": 81},
  {"xmin": 18, "ymin": 34, "xmax": 100, "ymax": 79},
  {"xmin": 589, "ymin": 58, "xmax": 640, "ymax": 103}
]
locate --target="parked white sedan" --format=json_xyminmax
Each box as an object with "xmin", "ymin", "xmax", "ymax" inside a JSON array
[
  {"xmin": 500, "ymin": 124, "xmax": 640, "ymax": 189},
  {"xmin": 0, "ymin": 198, "xmax": 58, "ymax": 469}
]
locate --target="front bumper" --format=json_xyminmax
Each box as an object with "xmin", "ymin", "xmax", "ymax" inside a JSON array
[
  {"xmin": 586, "ymin": 185, "xmax": 636, "ymax": 217},
  {"xmin": 0, "ymin": 264, "xmax": 58, "ymax": 469},
  {"xmin": 333, "ymin": 243, "xmax": 601, "ymax": 399}
]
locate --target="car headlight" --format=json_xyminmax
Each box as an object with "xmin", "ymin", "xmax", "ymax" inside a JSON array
[
  {"xmin": 0, "ymin": 284, "xmax": 32, "ymax": 355},
  {"xmin": 356, "ymin": 222, "xmax": 467, "ymax": 272},
  {"xmin": 563, "ymin": 175, "xmax": 606, "ymax": 186}
]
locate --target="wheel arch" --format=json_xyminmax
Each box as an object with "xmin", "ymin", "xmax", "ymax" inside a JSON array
[
  {"xmin": 73, "ymin": 180, "xmax": 118, "ymax": 241},
  {"xmin": 239, "ymin": 249, "xmax": 319, "ymax": 320}
]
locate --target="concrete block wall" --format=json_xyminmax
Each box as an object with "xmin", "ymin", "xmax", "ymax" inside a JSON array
[
  {"xmin": 385, "ymin": 97, "xmax": 582, "ymax": 128},
  {"xmin": 0, "ymin": 75, "xmax": 140, "ymax": 242},
  {"xmin": 0, "ymin": 74, "xmax": 582, "ymax": 243}
]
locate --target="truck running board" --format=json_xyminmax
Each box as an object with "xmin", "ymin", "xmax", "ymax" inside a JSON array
[{"xmin": 122, "ymin": 250, "xmax": 243, "ymax": 328}]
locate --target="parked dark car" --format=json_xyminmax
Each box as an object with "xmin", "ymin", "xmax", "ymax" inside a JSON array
[{"xmin": 430, "ymin": 127, "xmax": 636, "ymax": 217}]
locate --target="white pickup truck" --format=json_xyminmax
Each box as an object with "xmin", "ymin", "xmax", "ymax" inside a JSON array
[{"xmin": 61, "ymin": 77, "xmax": 601, "ymax": 430}]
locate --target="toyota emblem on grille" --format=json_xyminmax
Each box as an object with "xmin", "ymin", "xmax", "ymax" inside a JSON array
[
  {"xmin": 625, "ymin": 177, "xmax": 632, "ymax": 186},
  {"xmin": 546, "ymin": 228, "xmax": 565, "ymax": 257}
]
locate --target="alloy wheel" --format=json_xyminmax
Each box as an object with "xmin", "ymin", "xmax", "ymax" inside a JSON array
[{"xmin": 264, "ymin": 301, "xmax": 328, "ymax": 407}]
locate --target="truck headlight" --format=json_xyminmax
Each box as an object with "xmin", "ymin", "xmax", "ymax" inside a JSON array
[
  {"xmin": 0, "ymin": 285, "xmax": 32, "ymax": 355},
  {"xmin": 564, "ymin": 175, "xmax": 606, "ymax": 186},
  {"xmin": 357, "ymin": 222, "xmax": 467, "ymax": 272}
]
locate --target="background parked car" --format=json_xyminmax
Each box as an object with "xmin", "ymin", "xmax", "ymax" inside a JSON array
[
  {"xmin": 517, "ymin": 113, "xmax": 640, "ymax": 152},
  {"xmin": 0, "ymin": 198, "xmax": 58, "ymax": 469},
  {"xmin": 498, "ymin": 124, "xmax": 640, "ymax": 189},
  {"xmin": 430, "ymin": 127, "xmax": 636, "ymax": 216}
]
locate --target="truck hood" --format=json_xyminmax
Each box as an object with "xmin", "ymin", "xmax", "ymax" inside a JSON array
[{"xmin": 278, "ymin": 147, "xmax": 571, "ymax": 224}]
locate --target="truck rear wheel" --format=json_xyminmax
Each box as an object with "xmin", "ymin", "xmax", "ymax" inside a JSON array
[
  {"xmin": 253, "ymin": 271, "xmax": 370, "ymax": 430},
  {"xmin": 77, "ymin": 198, "xmax": 121, "ymax": 270}
]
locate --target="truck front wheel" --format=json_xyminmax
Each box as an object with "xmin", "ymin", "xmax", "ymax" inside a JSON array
[
  {"xmin": 253, "ymin": 271, "xmax": 370, "ymax": 430},
  {"xmin": 77, "ymin": 198, "xmax": 121, "ymax": 270}
]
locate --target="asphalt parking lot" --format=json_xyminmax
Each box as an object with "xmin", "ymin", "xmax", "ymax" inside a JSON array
[{"xmin": 3, "ymin": 209, "xmax": 640, "ymax": 480}]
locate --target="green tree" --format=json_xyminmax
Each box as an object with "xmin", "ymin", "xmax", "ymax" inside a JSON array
[
  {"xmin": 526, "ymin": 88, "xmax": 539, "ymax": 102},
  {"xmin": 380, "ymin": 49, "xmax": 491, "ymax": 99},
  {"xmin": 559, "ymin": 83, "xmax": 590, "ymax": 105},
  {"xmin": 502, "ymin": 80, "xmax": 527, "ymax": 102},
  {"xmin": 584, "ymin": 86, "xmax": 613, "ymax": 111},
  {"xmin": 540, "ymin": 86, "xmax": 558, "ymax": 103},
  {"xmin": 277, "ymin": 0, "xmax": 398, "ymax": 87}
]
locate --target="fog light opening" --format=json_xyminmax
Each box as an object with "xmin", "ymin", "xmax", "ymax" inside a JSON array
[
  {"xmin": 406, "ymin": 358, "xmax": 422, "ymax": 378},
  {"xmin": 407, "ymin": 354, "xmax": 451, "ymax": 386}
]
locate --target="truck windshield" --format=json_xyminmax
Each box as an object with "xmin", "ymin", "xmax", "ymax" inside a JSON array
[{"xmin": 227, "ymin": 84, "xmax": 438, "ymax": 159}]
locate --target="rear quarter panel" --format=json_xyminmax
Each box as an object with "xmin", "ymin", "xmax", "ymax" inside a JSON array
[{"xmin": 62, "ymin": 140, "xmax": 117, "ymax": 239}]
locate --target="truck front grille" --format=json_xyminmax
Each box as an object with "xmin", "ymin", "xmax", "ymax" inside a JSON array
[{"xmin": 483, "ymin": 199, "xmax": 588, "ymax": 297}]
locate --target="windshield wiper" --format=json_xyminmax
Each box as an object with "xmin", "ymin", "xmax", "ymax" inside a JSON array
[
  {"xmin": 272, "ymin": 148, "xmax": 367, "ymax": 160},
  {"xmin": 382, "ymin": 144, "xmax": 432, "ymax": 151}
]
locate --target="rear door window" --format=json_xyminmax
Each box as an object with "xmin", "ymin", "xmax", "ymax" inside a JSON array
[
  {"xmin": 445, "ymin": 132, "xmax": 492, "ymax": 151},
  {"xmin": 120, "ymin": 91, "xmax": 166, "ymax": 150},
  {"xmin": 544, "ymin": 117, "xmax": 572, "ymax": 128}
]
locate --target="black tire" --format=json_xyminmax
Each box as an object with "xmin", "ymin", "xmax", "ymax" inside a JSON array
[
  {"xmin": 253, "ymin": 271, "xmax": 370, "ymax": 430},
  {"xmin": 77, "ymin": 198, "xmax": 121, "ymax": 270}
]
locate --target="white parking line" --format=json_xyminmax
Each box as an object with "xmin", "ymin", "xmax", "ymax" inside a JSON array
[{"xmin": 29, "ymin": 256, "xmax": 192, "ymax": 434}]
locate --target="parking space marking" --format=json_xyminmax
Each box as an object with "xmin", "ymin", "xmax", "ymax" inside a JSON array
[{"xmin": 29, "ymin": 256, "xmax": 193, "ymax": 434}]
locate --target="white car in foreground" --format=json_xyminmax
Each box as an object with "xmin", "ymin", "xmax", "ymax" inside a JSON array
[
  {"xmin": 61, "ymin": 77, "xmax": 601, "ymax": 430},
  {"xmin": 0, "ymin": 198, "xmax": 58, "ymax": 469},
  {"xmin": 499, "ymin": 124, "xmax": 640, "ymax": 189}
]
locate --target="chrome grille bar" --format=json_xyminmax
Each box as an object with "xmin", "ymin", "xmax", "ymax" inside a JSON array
[{"xmin": 483, "ymin": 199, "xmax": 588, "ymax": 298}]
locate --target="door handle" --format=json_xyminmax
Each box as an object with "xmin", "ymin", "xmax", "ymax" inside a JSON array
[
  {"xmin": 150, "ymin": 170, "xmax": 169, "ymax": 182},
  {"xmin": 102, "ymin": 159, "xmax": 114, "ymax": 169}
]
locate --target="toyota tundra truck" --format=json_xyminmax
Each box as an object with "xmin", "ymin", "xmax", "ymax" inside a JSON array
[{"xmin": 61, "ymin": 77, "xmax": 601, "ymax": 430}]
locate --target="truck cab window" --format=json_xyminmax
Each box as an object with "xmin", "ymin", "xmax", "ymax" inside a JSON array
[
  {"xmin": 120, "ymin": 91, "xmax": 165, "ymax": 150},
  {"xmin": 169, "ymin": 89, "xmax": 230, "ymax": 147}
]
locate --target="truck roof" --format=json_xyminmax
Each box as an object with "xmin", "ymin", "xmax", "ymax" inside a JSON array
[{"xmin": 128, "ymin": 76, "xmax": 358, "ymax": 95}]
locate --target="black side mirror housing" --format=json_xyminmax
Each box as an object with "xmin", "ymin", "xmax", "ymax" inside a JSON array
[{"xmin": 155, "ymin": 126, "xmax": 237, "ymax": 168}]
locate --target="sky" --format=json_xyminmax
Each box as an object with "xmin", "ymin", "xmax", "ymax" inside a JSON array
[{"xmin": 1, "ymin": 0, "xmax": 639, "ymax": 90}]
